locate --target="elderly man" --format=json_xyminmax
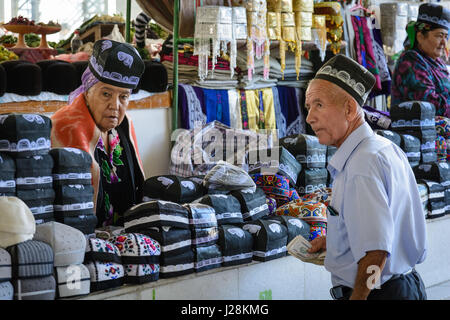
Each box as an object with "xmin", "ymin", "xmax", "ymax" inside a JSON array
[{"xmin": 306, "ymin": 54, "xmax": 427, "ymax": 300}]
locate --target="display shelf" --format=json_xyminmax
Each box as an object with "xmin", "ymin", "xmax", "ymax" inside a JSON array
[{"xmin": 0, "ymin": 91, "xmax": 172, "ymax": 114}]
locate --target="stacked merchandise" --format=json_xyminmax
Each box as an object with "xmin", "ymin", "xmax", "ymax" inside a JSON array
[
  {"xmin": 379, "ymin": 2, "xmax": 408, "ymax": 56},
  {"xmin": 109, "ymin": 233, "xmax": 161, "ymax": 284},
  {"xmin": 231, "ymin": 187, "xmax": 270, "ymax": 222},
  {"xmin": 265, "ymin": 215, "xmax": 310, "ymax": 243},
  {"xmin": 276, "ymin": 198, "xmax": 327, "ymax": 241},
  {"xmin": 236, "ymin": 48, "xmax": 279, "ymax": 89},
  {"xmin": 84, "ymin": 237, "xmax": 124, "ymax": 292},
  {"xmin": 0, "ymin": 248, "xmax": 13, "ymax": 300},
  {"xmin": 414, "ymin": 162, "xmax": 450, "ymax": 219},
  {"xmin": 293, "ymin": 0, "xmax": 314, "ymax": 42},
  {"xmin": 196, "ymin": 194, "xmax": 244, "ymax": 226},
  {"xmin": 399, "ymin": 134, "xmax": 421, "ymax": 168},
  {"xmin": 184, "ymin": 203, "xmax": 222, "ymax": 273},
  {"xmin": 218, "ymin": 225, "xmax": 253, "ymax": 267},
  {"xmin": 276, "ymin": 55, "xmax": 315, "ymax": 88},
  {"xmin": 247, "ymin": 146, "xmax": 301, "ymax": 187},
  {"xmin": 33, "ymin": 222, "xmax": 90, "ymax": 299},
  {"xmin": 417, "ymin": 182, "xmax": 429, "ymax": 218},
  {"xmin": 241, "ymin": 218, "xmax": 288, "ymax": 262},
  {"xmin": 0, "ymin": 114, "xmax": 54, "ymax": 225},
  {"xmin": 390, "ymin": 101, "xmax": 437, "ymax": 165},
  {"xmin": 0, "ymin": 152, "xmax": 15, "ymax": 197},
  {"xmin": 251, "ymin": 173, "xmax": 299, "ymax": 208},
  {"xmin": 8, "ymin": 240, "xmax": 56, "ymax": 300},
  {"xmin": 435, "ymin": 117, "xmax": 450, "ymax": 163},
  {"xmin": 313, "ymin": 1, "xmax": 344, "ymax": 54},
  {"xmin": 375, "ymin": 130, "xmax": 401, "ymax": 148},
  {"xmin": 49, "ymin": 148, "xmax": 97, "ymax": 235},
  {"xmin": 142, "ymin": 175, "xmax": 205, "ymax": 203},
  {"xmin": 280, "ymin": 134, "xmax": 327, "ymax": 195},
  {"xmin": 123, "ymin": 201, "xmax": 194, "ymax": 279}
]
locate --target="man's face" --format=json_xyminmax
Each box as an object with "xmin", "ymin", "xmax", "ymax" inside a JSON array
[
  {"xmin": 305, "ymin": 79, "xmax": 350, "ymax": 147},
  {"xmin": 84, "ymin": 82, "xmax": 131, "ymax": 132},
  {"xmin": 417, "ymin": 28, "xmax": 449, "ymax": 60}
]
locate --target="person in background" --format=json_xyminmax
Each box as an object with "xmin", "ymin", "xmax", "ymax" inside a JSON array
[
  {"xmin": 306, "ymin": 54, "xmax": 427, "ymax": 300},
  {"xmin": 51, "ymin": 39, "xmax": 145, "ymax": 227},
  {"xmin": 391, "ymin": 3, "xmax": 450, "ymax": 116}
]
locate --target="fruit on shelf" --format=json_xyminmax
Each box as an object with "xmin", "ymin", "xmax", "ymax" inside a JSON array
[
  {"xmin": 6, "ymin": 15, "xmax": 35, "ymax": 25},
  {"xmin": 0, "ymin": 35, "xmax": 18, "ymax": 44},
  {"xmin": 0, "ymin": 45, "xmax": 19, "ymax": 62}
]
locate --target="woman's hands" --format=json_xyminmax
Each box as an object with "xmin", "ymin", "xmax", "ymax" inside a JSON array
[{"xmin": 308, "ymin": 236, "xmax": 326, "ymax": 253}]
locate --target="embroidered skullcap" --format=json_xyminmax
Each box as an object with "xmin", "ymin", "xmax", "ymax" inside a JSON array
[
  {"xmin": 313, "ymin": 54, "xmax": 376, "ymax": 106},
  {"xmin": 88, "ymin": 39, "xmax": 145, "ymax": 89},
  {"xmin": 416, "ymin": 3, "xmax": 450, "ymax": 31}
]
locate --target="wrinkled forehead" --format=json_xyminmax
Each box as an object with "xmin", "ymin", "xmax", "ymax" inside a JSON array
[{"xmin": 90, "ymin": 81, "xmax": 132, "ymax": 95}]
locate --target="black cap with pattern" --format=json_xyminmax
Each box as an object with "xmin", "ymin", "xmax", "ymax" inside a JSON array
[
  {"xmin": 417, "ymin": 3, "xmax": 450, "ymax": 31},
  {"xmin": 313, "ymin": 54, "xmax": 376, "ymax": 106},
  {"xmin": 88, "ymin": 39, "xmax": 145, "ymax": 89}
]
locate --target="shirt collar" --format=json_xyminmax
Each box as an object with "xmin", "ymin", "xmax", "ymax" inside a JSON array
[{"xmin": 328, "ymin": 122, "xmax": 374, "ymax": 174}]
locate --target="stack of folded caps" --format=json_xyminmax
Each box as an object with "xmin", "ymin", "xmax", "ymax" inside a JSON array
[
  {"xmin": 417, "ymin": 180, "xmax": 446, "ymax": 219},
  {"xmin": 0, "ymin": 197, "xmax": 36, "ymax": 249},
  {"xmin": 390, "ymin": 101, "xmax": 437, "ymax": 164},
  {"xmin": 0, "ymin": 248, "xmax": 13, "ymax": 300},
  {"xmin": 242, "ymin": 219, "xmax": 288, "ymax": 262},
  {"xmin": 375, "ymin": 130, "xmax": 401, "ymax": 147},
  {"xmin": 218, "ymin": 225, "xmax": 253, "ymax": 267},
  {"xmin": 124, "ymin": 200, "xmax": 194, "ymax": 278},
  {"xmin": 49, "ymin": 148, "xmax": 92, "ymax": 187},
  {"xmin": 196, "ymin": 194, "xmax": 244, "ymax": 226},
  {"xmin": 84, "ymin": 237, "xmax": 124, "ymax": 292},
  {"xmin": 417, "ymin": 182, "xmax": 429, "ymax": 217},
  {"xmin": 1, "ymin": 61, "xmax": 42, "ymax": 96},
  {"xmin": 414, "ymin": 162, "xmax": 450, "ymax": 218},
  {"xmin": 109, "ymin": 233, "xmax": 161, "ymax": 284},
  {"xmin": 7, "ymin": 240, "xmax": 55, "ymax": 300},
  {"xmin": 379, "ymin": 2, "xmax": 408, "ymax": 55},
  {"xmin": 15, "ymin": 154, "xmax": 55, "ymax": 225},
  {"xmin": 399, "ymin": 134, "xmax": 421, "ymax": 168},
  {"xmin": 265, "ymin": 215, "xmax": 310, "ymax": 243},
  {"xmin": 53, "ymin": 184, "xmax": 97, "ymax": 236},
  {"xmin": 280, "ymin": 133, "xmax": 328, "ymax": 192},
  {"xmin": 247, "ymin": 146, "xmax": 302, "ymax": 187},
  {"xmin": 0, "ymin": 113, "xmax": 52, "ymax": 157},
  {"xmin": 33, "ymin": 222, "xmax": 90, "ymax": 299},
  {"xmin": 251, "ymin": 173, "xmax": 299, "ymax": 207},
  {"xmin": 231, "ymin": 187, "xmax": 270, "ymax": 222},
  {"xmin": 0, "ymin": 152, "xmax": 15, "ymax": 196},
  {"xmin": 276, "ymin": 198, "xmax": 327, "ymax": 240},
  {"xmin": 142, "ymin": 175, "xmax": 205, "ymax": 203},
  {"xmin": 184, "ymin": 203, "xmax": 222, "ymax": 273}
]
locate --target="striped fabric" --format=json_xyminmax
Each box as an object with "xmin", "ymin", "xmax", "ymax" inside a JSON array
[
  {"xmin": 135, "ymin": 12, "xmax": 151, "ymax": 48},
  {"xmin": 8, "ymin": 240, "xmax": 54, "ymax": 279}
]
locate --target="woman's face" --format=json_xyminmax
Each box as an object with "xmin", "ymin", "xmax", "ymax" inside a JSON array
[
  {"xmin": 417, "ymin": 27, "xmax": 449, "ymax": 60},
  {"xmin": 84, "ymin": 82, "xmax": 131, "ymax": 132}
]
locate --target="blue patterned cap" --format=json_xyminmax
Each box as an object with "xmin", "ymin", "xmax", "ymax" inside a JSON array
[
  {"xmin": 89, "ymin": 39, "xmax": 145, "ymax": 89},
  {"xmin": 417, "ymin": 3, "xmax": 450, "ymax": 31}
]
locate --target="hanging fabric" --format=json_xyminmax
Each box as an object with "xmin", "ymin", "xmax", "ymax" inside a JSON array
[{"xmin": 311, "ymin": 14, "xmax": 327, "ymax": 62}]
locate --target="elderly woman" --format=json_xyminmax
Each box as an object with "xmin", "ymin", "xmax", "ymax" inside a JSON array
[
  {"xmin": 391, "ymin": 3, "xmax": 450, "ymax": 116},
  {"xmin": 51, "ymin": 39, "xmax": 145, "ymax": 227}
]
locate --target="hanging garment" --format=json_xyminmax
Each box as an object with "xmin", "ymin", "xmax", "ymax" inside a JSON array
[
  {"xmin": 243, "ymin": 88, "xmax": 276, "ymax": 131},
  {"xmin": 179, "ymin": 84, "xmax": 207, "ymax": 130},
  {"xmin": 228, "ymin": 89, "xmax": 242, "ymax": 129},
  {"xmin": 351, "ymin": 15, "xmax": 381, "ymax": 91},
  {"xmin": 203, "ymin": 88, "xmax": 231, "ymax": 127},
  {"xmin": 272, "ymin": 86, "xmax": 287, "ymax": 139},
  {"xmin": 368, "ymin": 16, "xmax": 391, "ymax": 97},
  {"xmin": 276, "ymin": 86, "xmax": 302, "ymax": 136}
]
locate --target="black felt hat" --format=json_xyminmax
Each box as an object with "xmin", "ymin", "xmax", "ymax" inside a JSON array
[
  {"xmin": 37, "ymin": 60, "xmax": 78, "ymax": 95},
  {"xmin": 89, "ymin": 39, "xmax": 145, "ymax": 89},
  {"xmin": 417, "ymin": 3, "xmax": 450, "ymax": 30},
  {"xmin": 72, "ymin": 61, "xmax": 89, "ymax": 88},
  {"xmin": 1, "ymin": 60, "xmax": 42, "ymax": 96},
  {"xmin": 0, "ymin": 64, "xmax": 6, "ymax": 97},
  {"xmin": 138, "ymin": 60, "xmax": 168, "ymax": 93},
  {"xmin": 313, "ymin": 54, "xmax": 376, "ymax": 106}
]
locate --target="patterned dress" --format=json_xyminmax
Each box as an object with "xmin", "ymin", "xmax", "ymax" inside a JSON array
[
  {"xmin": 391, "ymin": 48, "xmax": 450, "ymax": 117},
  {"xmin": 95, "ymin": 129, "xmax": 134, "ymax": 227}
]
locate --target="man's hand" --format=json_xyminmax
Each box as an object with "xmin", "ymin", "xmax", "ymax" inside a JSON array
[{"xmin": 308, "ymin": 236, "xmax": 326, "ymax": 253}]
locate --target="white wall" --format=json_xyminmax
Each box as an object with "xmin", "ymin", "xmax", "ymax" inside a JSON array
[{"xmin": 127, "ymin": 108, "xmax": 172, "ymax": 178}]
